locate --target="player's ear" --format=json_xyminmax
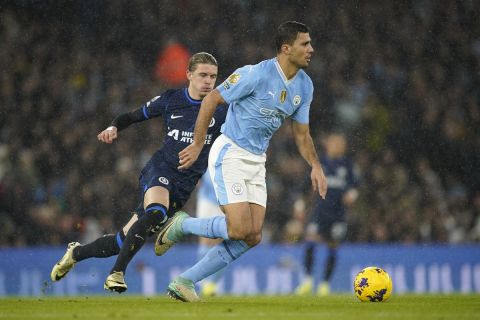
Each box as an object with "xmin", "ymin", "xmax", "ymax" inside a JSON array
[{"xmin": 281, "ymin": 43, "xmax": 291, "ymax": 55}]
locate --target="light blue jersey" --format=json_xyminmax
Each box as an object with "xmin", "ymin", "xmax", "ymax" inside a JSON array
[
  {"xmin": 197, "ymin": 171, "xmax": 218, "ymax": 204},
  {"xmin": 217, "ymin": 58, "xmax": 313, "ymax": 155}
]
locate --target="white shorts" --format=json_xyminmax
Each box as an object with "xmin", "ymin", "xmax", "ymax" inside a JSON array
[
  {"xmin": 196, "ymin": 198, "xmax": 224, "ymax": 218},
  {"xmin": 208, "ymin": 134, "xmax": 267, "ymax": 207}
]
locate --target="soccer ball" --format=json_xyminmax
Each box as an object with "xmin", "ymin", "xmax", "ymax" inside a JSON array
[{"xmin": 353, "ymin": 266, "xmax": 393, "ymax": 302}]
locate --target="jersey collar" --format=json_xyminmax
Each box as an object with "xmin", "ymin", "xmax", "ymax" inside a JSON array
[
  {"xmin": 274, "ymin": 58, "xmax": 297, "ymax": 85},
  {"xmin": 184, "ymin": 88, "xmax": 202, "ymax": 105}
]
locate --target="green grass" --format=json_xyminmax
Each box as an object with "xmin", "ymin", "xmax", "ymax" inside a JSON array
[{"xmin": 0, "ymin": 295, "xmax": 479, "ymax": 320}]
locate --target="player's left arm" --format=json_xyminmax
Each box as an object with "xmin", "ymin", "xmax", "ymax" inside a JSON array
[{"xmin": 292, "ymin": 121, "xmax": 327, "ymax": 199}]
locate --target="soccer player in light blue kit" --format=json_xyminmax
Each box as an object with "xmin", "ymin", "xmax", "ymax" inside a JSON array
[{"xmin": 155, "ymin": 21, "xmax": 328, "ymax": 302}]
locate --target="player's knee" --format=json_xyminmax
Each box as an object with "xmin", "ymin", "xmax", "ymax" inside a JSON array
[
  {"xmin": 145, "ymin": 203, "xmax": 168, "ymax": 224},
  {"xmin": 245, "ymin": 231, "xmax": 262, "ymax": 247},
  {"xmin": 225, "ymin": 218, "xmax": 248, "ymax": 240},
  {"xmin": 227, "ymin": 226, "xmax": 250, "ymax": 241},
  {"xmin": 227, "ymin": 229, "xmax": 246, "ymax": 241}
]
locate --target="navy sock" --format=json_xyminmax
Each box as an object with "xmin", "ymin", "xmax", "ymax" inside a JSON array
[
  {"xmin": 323, "ymin": 247, "xmax": 337, "ymax": 281},
  {"xmin": 111, "ymin": 204, "xmax": 167, "ymax": 274},
  {"xmin": 304, "ymin": 241, "xmax": 315, "ymax": 275},
  {"xmin": 73, "ymin": 232, "xmax": 125, "ymax": 262}
]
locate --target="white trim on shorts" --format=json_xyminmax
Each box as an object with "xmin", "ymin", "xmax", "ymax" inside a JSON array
[{"xmin": 208, "ymin": 134, "xmax": 267, "ymax": 207}]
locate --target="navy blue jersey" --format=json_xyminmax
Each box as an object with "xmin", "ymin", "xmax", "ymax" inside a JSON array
[
  {"xmin": 315, "ymin": 155, "xmax": 358, "ymax": 217},
  {"xmin": 141, "ymin": 88, "xmax": 227, "ymax": 175},
  {"xmin": 129, "ymin": 88, "xmax": 227, "ymax": 215}
]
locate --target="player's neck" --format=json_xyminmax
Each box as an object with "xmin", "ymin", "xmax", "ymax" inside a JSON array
[
  {"xmin": 187, "ymin": 87, "xmax": 202, "ymax": 100},
  {"xmin": 276, "ymin": 55, "xmax": 300, "ymax": 80}
]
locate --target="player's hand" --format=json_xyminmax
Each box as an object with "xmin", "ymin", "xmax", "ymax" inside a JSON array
[
  {"xmin": 311, "ymin": 163, "xmax": 327, "ymax": 199},
  {"xmin": 97, "ymin": 126, "xmax": 118, "ymax": 144},
  {"xmin": 178, "ymin": 142, "xmax": 203, "ymax": 170}
]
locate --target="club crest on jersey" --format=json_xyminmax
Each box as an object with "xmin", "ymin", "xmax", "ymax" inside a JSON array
[
  {"xmin": 158, "ymin": 177, "xmax": 169, "ymax": 185},
  {"xmin": 231, "ymin": 183, "xmax": 244, "ymax": 195},
  {"xmin": 209, "ymin": 117, "xmax": 216, "ymax": 127},
  {"xmin": 280, "ymin": 90, "xmax": 287, "ymax": 103},
  {"xmin": 293, "ymin": 95, "xmax": 301, "ymax": 106},
  {"xmin": 227, "ymin": 73, "xmax": 240, "ymax": 84}
]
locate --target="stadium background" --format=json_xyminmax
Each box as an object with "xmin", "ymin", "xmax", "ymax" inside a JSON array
[{"xmin": 1, "ymin": 0, "xmax": 480, "ymax": 295}]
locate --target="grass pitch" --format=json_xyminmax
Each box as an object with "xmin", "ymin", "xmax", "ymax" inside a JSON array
[{"xmin": 0, "ymin": 295, "xmax": 478, "ymax": 320}]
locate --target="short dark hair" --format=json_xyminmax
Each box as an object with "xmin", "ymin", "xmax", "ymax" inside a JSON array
[
  {"xmin": 275, "ymin": 21, "xmax": 310, "ymax": 52},
  {"xmin": 188, "ymin": 52, "xmax": 218, "ymax": 72}
]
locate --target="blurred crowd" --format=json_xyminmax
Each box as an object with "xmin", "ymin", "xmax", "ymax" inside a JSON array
[{"xmin": 1, "ymin": 0, "xmax": 479, "ymax": 247}]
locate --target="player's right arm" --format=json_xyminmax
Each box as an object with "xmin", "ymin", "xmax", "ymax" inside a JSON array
[
  {"xmin": 178, "ymin": 89, "xmax": 224, "ymax": 169},
  {"xmin": 98, "ymin": 95, "xmax": 165, "ymax": 144}
]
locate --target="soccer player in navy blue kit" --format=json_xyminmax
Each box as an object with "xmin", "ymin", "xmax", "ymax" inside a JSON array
[
  {"xmin": 295, "ymin": 133, "xmax": 358, "ymax": 296},
  {"xmin": 50, "ymin": 52, "xmax": 227, "ymax": 293}
]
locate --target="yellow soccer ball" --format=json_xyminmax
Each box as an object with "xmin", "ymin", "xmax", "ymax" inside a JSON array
[{"xmin": 353, "ymin": 266, "xmax": 393, "ymax": 302}]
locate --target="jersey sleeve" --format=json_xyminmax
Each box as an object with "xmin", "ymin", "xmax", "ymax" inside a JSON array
[
  {"xmin": 292, "ymin": 77, "xmax": 313, "ymax": 124},
  {"xmin": 141, "ymin": 94, "xmax": 166, "ymax": 119},
  {"xmin": 291, "ymin": 97, "xmax": 311, "ymax": 124},
  {"xmin": 217, "ymin": 65, "xmax": 259, "ymax": 103},
  {"xmin": 110, "ymin": 94, "xmax": 167, "ymax": 131}
]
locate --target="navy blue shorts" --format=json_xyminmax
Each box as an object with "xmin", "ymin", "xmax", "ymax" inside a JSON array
[
  {"xmin": 308, "ymin": 205, "xmax": 347, "ymax": 242},
  {"xmin": 134, "ymin": 160, "xmax": 200, "ymax": 218}
]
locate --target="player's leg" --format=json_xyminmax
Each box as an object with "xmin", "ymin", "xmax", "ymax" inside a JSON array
[
  {"xmin": 154, "ymin": 210, "xmax": 229, "ymax": 256},
  {"xmin": 165, "ymin": 135, "xmax": 267, "ymax": 301},
  {"xmin": 317, "ymin": 221, "xmax": 346, "ymax": 296},
  {"xmin": 167, "ymin": 202, "xmax": 265, "ymax": 302},
  {"xmin": 295, "ymin": 204, "xmax": 324, "ymax": 295},
  {"xmin": 74, "ymin": 214, "xmax": 137, "ymax": 261},
  {"xmin": 294, "ymin": 221, "xmax": 320, "ymax": 295},
  {"xmin": 198, "ymin": 237, "xmax": 224, "ymax": 297},
  {"xmin": 105, "ymin": 186, "xmax": 169, "ymax": 293},
  {"xmin": 50, "ymin": 213, "xmax": 137, "ymax": 282},
  {"xmin": 196, "ymin": 198, "xmax": 225, "ymax": 297},
  {"xmin": 168, "ymin": 174, "xmax": 267, "ymax": 302},
  {"xmin": 316, "ymin": 241, "xmax": 337, "ymax": 296}
]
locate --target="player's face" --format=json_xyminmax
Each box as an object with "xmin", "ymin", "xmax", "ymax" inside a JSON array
[
  {"xmin": 289, "ymin": 32, "xmax": 314, "ymax": 69},
  {"xmin": 187, "ymin": 63, "xmax": 218, "ymax": 99},
  {"xmin": 325, "ymin": 134, "xmax": 346, "ymax": 158}
]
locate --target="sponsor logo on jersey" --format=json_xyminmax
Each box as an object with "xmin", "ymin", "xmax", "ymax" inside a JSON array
[
  {"xmin": 171, "ymin": 114, "xmax": 183, "ymax": 119},
  {"xmin": 259, "ymin": 107, "xmax": 288, "ymax": 128},
  {"xmin": 231, "ymin": 183, "xmax": 244, "ymax": 195},
  {"xmin": 227, "ymin": 73, "xmax": 240, "ymax": 84},
  {"xmin": 280, "ymin": 90, "xmax": 287, "ymax": 103},
  {"xmin": 168, "ymin": 129, "xmax": 214, "ymax": 144},
  {"xmin": 158, "ymin": 177, "xmax": 169, "ymax": 185},
  {"xmin": 293, "ymin": 95, "xmax": 301, "ymax": 106}
]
